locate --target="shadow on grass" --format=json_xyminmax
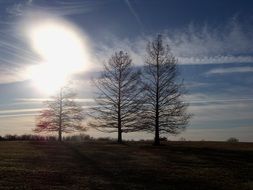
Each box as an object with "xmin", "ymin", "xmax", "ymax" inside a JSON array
[{"xmin": 0, "ymin": 141, "xmax": 251, "ymax": 190}]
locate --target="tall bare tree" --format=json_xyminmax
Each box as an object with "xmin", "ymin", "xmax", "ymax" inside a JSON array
[
  {"xmin": 142, "ymin": 35, "xmax": 191, "ymax": 145},
  {"xmin": 89, "ymin": 51, "xmax": 143, "ymax": 143},
  {"xmin": 34, "ymin": 87, "xmax": 86, "ymax": 141}
]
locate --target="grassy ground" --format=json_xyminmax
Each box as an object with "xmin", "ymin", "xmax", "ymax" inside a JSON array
[{"xmin": 0, "ymin": 141, "xmax": 252, "ymax": 190}]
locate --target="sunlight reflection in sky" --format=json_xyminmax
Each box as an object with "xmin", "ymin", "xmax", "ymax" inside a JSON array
[{"xmin": 22, "ymin": 13, "xmax": 90, "ymax": 94}]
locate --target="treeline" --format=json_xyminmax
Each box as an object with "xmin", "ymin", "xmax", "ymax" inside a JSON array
[
  {"xmin": 33, "ymin": 34, "xmax": 191, "ymax": 145},
  {"xmin": 0, "ymin": 134, "xmax": 93, "ymax": 142},
  {"xmin": 0, "ymin": 134, "xmax": 58, "ymax": 141},
  {"xmin": 0, "ymin": 134, "xmax": 167, "ymax": 142},
  {"xmin": 0, "ymin": 135, "xmax": 240, "ymax": 143}
]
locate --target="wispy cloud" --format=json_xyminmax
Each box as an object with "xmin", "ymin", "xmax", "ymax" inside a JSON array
[
  {"xmin": 6, "ymin": 0, "xmax": 107, "ymax": 17},
  {"xmin": 190, "ymin": 102, "xmax": 253, "ymax": 123},
  {"xmin": 0, "ymin": 113, "xmax": 38, "ymax": 118},
  {"xmin": 184, "ymin": 82, "xmax": 209, "ymax": 88},
  {"xmin": 15, "ymin": 98, "xmax": 94, "ymax": 103},
  {"xmin": 0, "ymin": 108, "xmax": 41, "ymax": 114},
  {"xmin": 175, "ymin": 126, "xmax": 253, "ymax": 142},
  {"xmin": 185, "ymin": 93, "xmax": 253, "ymax": 104},
  {"xmin": 178, "ymin": 55, "xmax": 253, "ymax": 64},
  {"xmin": 0, "ymin": 108, "xmax": 41, "ymax": 118},
  {"xmin": 124, "ymin": 0, "xmax": 144, "ymax": 30},
  {"xmin": 93, "ymin": 17, "xmax": 253, "ymax": 67},
  {"xmin": 0, "ymin": 0, "xmax": 107, "ymax": 84},
  {"xmin": 206, "ymin": 66, "xmax": 253, "ymax": 75},
  {"xmin": 0, "ymin": 27, "xmax": 39, "ymax": 84},
  {"xmin": 0, "ymin": 105, "xmax": 94, "ymax": 118},
  {"xmin": 184, "ymin": 93, "xmax": 253, "ymax": 123},
  {"xmin": 1, "ymin": 1, "xmax": 253, "ymax": 85},
  {"xmin": 165, "ymin": 17, "xmax": 253, "ymax": 64},
  {"xmin": 0, "ymin": 97, "xmax": 95, "ymax": 118}
]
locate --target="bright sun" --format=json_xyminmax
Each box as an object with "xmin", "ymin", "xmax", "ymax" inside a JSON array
[{"xmin": 26, "ymin": 20, "xmax": 88, "ymax": 94}]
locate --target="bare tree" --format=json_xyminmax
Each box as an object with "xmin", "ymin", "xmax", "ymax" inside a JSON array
[
  {"xmin": 34, "ymin": 87, "xmax": 86, "ymax": 141},
  {"xmin": 88, "ymin": 51, "xmax": 144, "ymax": 143},
  {"xmin": 142, "ymin": 35, "xmax": 191, "ymax": 145}
]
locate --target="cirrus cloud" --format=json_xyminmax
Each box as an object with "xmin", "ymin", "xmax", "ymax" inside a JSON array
[{"xmin": 206, "ymin": 66, "xmax": 253, "ymax": 75}]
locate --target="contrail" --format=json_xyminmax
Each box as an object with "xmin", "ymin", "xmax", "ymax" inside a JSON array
[
  {"xmin": 189, "ymin": 98, "xmax": 253, "ymax": 104},
  {"xmin": 124, "ymin": 0, "xmax": 144, "ymax": 30}
]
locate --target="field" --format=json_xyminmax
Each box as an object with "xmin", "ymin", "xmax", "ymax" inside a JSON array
[{"xmin": 0, "ymin": 141, "xmax": 252, "ymax": 190}]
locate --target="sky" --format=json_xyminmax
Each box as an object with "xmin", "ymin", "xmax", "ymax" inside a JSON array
[{"xmin": 0, "ymin": 0, "xmax": 253, "ymax": 141}]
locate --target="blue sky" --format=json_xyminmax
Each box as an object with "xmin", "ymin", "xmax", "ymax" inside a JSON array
[{"xmin": 0, "ymin": 0, "xmax": 253, "ymax": 141}]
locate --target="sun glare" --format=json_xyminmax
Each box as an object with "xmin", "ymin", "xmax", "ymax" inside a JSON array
[{"xmin": 26, "ymin": 19, "xmax": 88, "ymax": 94}]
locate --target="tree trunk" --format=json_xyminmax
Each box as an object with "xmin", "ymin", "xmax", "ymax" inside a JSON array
[
  {"xmin": 154, "ymin": 51, "xmax": 160, "ymax": 146},
  {"xmin": 117, "ymin": 64, "xmax": 123, "ymax": 144},
  {"xmin": 118, "ymin": 128, "xmax": 122, "ymax": 143},
  {"xmin": 58, "ymin": 129, "xmax": 62, "ymax": 142},
  {"xmin": 154, "ymin": 113, "xmax": 160, "ymax": 145},
  {"xmin": 59, "ymin": 88, "xmax": 63, "ymax": 142},
  {"xmin": 118, "ymin": 101, "xmax": 122, "ymax": 143}
]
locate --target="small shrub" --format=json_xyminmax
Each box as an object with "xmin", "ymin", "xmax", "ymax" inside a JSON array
[
  {"xmin": 96, "ymin": 137, "xmax": 113, "ymax": 142},
  {"xmin": 159, "ymin": 137, "xmax": 168, "ymax": 142},
  {"xmin": 178, "ymin": 137, "xmax": 186, "ymax": 141},
  {"xmin": 63, "ymin": 134, "xmax": 93, "ymax": 142},
  {"xmin": 4, "ymin": 134, "xmax": 17, "ymax": 141},
  {"xmin": 227, "ymin": 137, "xmax": 239, "ymax": 143}
]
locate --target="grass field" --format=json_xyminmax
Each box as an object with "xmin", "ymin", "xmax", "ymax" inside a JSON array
[{"xmin": 0, "ymin": 141, "xmax": 252, "ymax": 190}]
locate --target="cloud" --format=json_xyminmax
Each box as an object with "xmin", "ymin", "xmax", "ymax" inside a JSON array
[
  {"xmin": 91, "ymin": 18, "xmax": 253, "ymax": 70},
  {"xmin": 184, "ymin": 93, "xmax": 253, "ymax": 124},
  {"xmin": 124, "ymin": 0, "xmax": 144, "ymax": 30},
  {"xmin": 174, "ymin": 126, "xmax": 253, "ymax": 142},
  {"xmin": 6, "ymin": 3, "xmax": 26, "ymax": 16},
  {"xmin": 15, "ymin": 98, "xmax": 94, "ymax": 103},
  {"xmin": 178, "ymin": 55, "xmax": 253, "ymax": 64},
  {"xmin": 6, "ymin": 0, "xmax": 107, "ymax": 17},
  {"xmin": 15, "ymin": 98, "xmax": 52, "ymax": 102},
  {"xmin": 0, "ymin": 67, "xmax": 27, "ymax": 84},
  {"xmin": 184, "ymin": 82, "xmax": 209, "ymax": 88},
  {"xmin": 185, "ymin": 93, "xmax": 253, "ymax": 104},
  {"xmin": 164, "ymin": 17, "xmax": 253, "ymax": 64},
  {"xmin": 0, "ymin": 108, "xmax": 41, "ymax": 118},
  {"xmin": 0, "ymin": 97, "xmax": 95, "ymax": 118},
  {"xmin": 0, "ymin": 113, "xmax": 38, "ymax": 118},
  {"xmin": 92, "ymin": 35, "xmax": 147, "ymax": 68},
  {"xmin": 206, "ymin": 66, "xmax": 253, "ymax": 75},
  {"xmin": 1, "ymin": 1, "xmax": 253, "ymax": 85},
  {"xmin": 0, "ymin": 114, "xmax": 38, "ymax": 135},
  {"xmin": 0, "ymin": 0, "xmax": 104, "ymax": 84},
  {"xmin": 0, "ymin": 17, "xmax": 40, "ymax": 84},
  {"xmin": 0, "ymin": 108, "xmax": 41, "ymax": 114}
]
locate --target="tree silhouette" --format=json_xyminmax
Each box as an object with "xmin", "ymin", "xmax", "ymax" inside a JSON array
[
  {"xmin": 142, "ymin": 35, "xmax": 191, "ymax": 145},
  {"xmin": 89, "ymin": 51, "xmax": 144, "ymax": 143},
  {"xmin": 34, "ymin": 87, "xmax": 86, "ymax": 141}
]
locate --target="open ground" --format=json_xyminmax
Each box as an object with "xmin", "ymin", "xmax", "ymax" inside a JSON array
[{"xmin": 0, "ymin": 141, "xmax": 252, "ymax": 190}]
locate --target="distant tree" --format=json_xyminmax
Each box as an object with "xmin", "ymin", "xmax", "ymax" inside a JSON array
[
  {"xmin": 63, "ymin": 134, "xmax": 93, "ymax": 142},
  {"xmin": 227, "ymin": 137, "xmax": 239, "ymax": 143},
  {"xmin": 179, "ymin": 137, "xmax": 186, "ymax": 141},
  {"xmin": 142, "ymin": 34, "xmax": 191, "ymax": 145},
  {"xmin": 88, "ymin": 51, "xmax": 144, "ymax": 143},
  {"xmin": 34, "ymin": 87, "xmax": 86, "ymax": 141},
  {"xmin": 4, "ymin": 134, "xmax": 17, "ymax": 141}
]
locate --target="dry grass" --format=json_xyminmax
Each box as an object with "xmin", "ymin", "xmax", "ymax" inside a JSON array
[{"xmin": 0, "ymin": 141, "xmax": 252, "ymax": 190}]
